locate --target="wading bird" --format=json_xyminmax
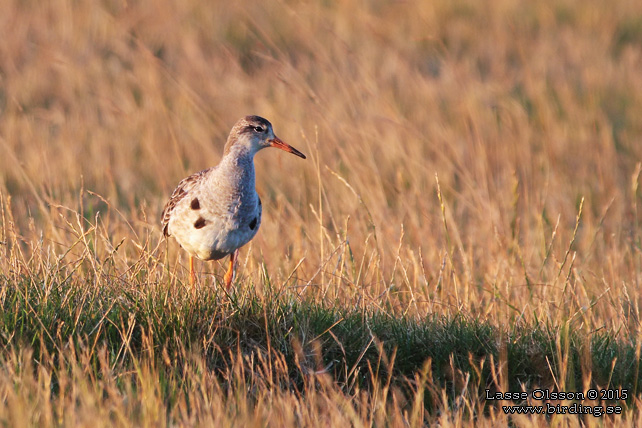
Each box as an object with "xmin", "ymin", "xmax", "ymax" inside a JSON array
[{"xmin": 162, "ymin": 116, "xmax": 306, "ymax": 288}]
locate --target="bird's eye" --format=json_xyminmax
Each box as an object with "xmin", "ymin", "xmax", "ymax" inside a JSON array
[{"xmin": 253, "ymin": 126, "xmax": 264, "ymax": 133}]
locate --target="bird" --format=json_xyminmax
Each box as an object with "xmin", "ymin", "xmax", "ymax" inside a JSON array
[{"xmin": 161, "ymin": 115, "xmax": 306, "ymax": 288}]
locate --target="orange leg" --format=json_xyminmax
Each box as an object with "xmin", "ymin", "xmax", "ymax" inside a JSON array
[
  {"xmin": 223, "ymin": 250, "xmax": 238, "ymax": 289},
  {"xmin": 189, "ymin": 255, "xmax": 196, "ymax": 287}
]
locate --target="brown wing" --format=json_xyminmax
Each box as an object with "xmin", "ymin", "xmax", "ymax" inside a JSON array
[{"xmin": 161, "ymin": 168, "xmax": 209, "ymax": 237}]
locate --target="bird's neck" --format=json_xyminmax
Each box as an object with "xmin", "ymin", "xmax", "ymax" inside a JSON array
[{"xmin": 215, "ymin": 146, "xmax": 257, "ymax": 192}]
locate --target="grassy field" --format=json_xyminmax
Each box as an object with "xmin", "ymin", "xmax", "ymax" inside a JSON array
[{"xmin": 1, "ymin": 0, "xmax": 642, "ymax": 425}]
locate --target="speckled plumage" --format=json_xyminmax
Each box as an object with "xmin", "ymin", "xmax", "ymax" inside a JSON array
[{"xmin": 161, "ymin": 115, "xmax": 306, "ymax": 287}]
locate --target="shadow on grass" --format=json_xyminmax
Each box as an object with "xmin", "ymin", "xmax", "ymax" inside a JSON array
[{"xmin": 0, "ymin": 275, "xmax": 638, "ymax": 413}]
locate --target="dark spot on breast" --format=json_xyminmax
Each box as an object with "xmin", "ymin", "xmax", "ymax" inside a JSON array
[
  {"xmin": 258, "ymin": 196, "xmax": 262, "ymax": 207},
  {"xmin": 249, "ymin": 217, "xmax": 258, "ymax": 230},
  {"xmin": 191, "ymin": 198, "xmax": 200, "ymax": 210},
  {"xmin": 194, "ymin": 217, "xmax": 208, "ymax": 229}
]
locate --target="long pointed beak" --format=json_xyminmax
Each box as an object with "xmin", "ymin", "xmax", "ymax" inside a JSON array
[{"xmin": 268, "ymin": 136, "xmax": 306, "ymax": 159}]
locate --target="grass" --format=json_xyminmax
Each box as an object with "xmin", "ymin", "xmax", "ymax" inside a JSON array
[
  {"xmin": 1, "ymin": 0, "xmax": 642, "ymax": 425},
  {"xmin": 2, "ymin": 257, "xmax": 641, "ymax": 426}
]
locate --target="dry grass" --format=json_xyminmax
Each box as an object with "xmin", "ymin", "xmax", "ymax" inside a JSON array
[{"xmin": 1, "ymin": 0, "xmax": 642, "ymax": 425}]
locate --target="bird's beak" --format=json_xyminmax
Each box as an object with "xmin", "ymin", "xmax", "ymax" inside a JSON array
[{"xmin": 269, "ymin": 136, "xmax": 306, "ymax": 159}]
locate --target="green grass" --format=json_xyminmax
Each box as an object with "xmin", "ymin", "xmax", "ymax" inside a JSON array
[{"xmin": 1, "ymin": 269, "xmax": 639, "ymax": 424}]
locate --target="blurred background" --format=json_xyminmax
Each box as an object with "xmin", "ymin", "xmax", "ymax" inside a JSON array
[{"xmin": 1, "ymin": 0, "xmax": 642, "ymax": 329}]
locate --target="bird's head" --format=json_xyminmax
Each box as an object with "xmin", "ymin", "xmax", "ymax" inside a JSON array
[{"xmin": 224, "ymin": 115, "xmax": 306, "ymax": 159}]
